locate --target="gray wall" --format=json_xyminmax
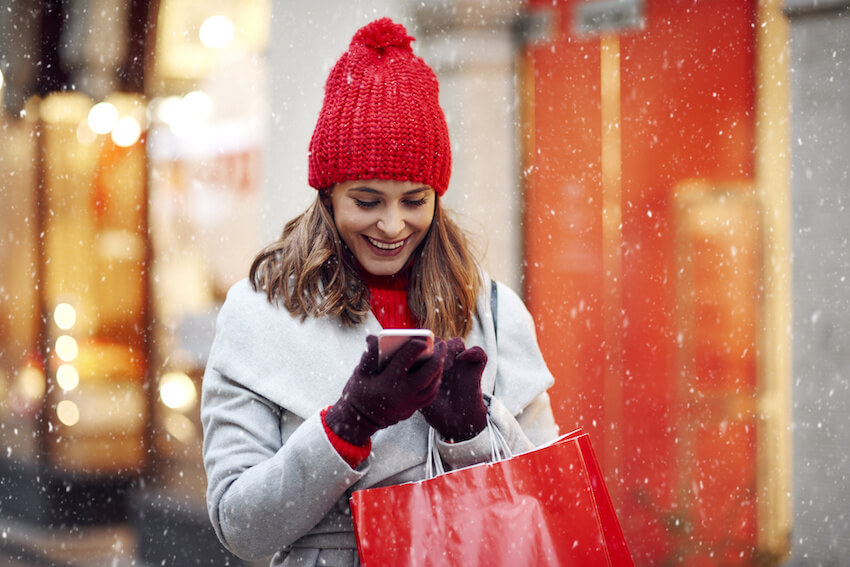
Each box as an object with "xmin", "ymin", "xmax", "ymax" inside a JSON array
[{"xmin": 786, "ymin": 2, "xmax": 850, "ymax": 565}]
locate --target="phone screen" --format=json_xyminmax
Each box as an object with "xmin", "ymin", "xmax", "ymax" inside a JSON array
[{"xmin": 377, "ymin": 329, "xmax": 434, "ymax": 367}]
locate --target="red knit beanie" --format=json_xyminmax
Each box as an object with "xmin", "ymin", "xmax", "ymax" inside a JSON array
[{"xmin": 308, "ymin": 18, "xmax": 452, "ymax": 196}]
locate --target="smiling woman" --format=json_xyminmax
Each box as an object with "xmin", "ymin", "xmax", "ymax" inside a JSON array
[{"xmin": 201, "ymin": 17, "xmax": 558, "ymax": 567}]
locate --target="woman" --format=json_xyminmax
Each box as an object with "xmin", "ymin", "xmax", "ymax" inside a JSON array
[{"xmin": 201, "ymin": 18, "xmax": 558, "ymax": 566}]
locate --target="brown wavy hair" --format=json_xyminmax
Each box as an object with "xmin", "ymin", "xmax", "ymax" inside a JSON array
[{"xmin": 249, "ymin": 192, "xmax": 481, "ymax": 339}]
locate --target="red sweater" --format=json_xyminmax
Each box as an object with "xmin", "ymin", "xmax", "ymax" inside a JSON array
[
  {"xmin": 357, "ymin": 263, "xmax": 416, "ymax": 330},
  {"xmin": 322, "ymin": 265, "xmax": 417, "ymax": 467}
]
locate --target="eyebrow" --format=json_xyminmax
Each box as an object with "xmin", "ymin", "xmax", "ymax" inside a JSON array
[{"xmin": 349, "ymin": 186, "xmax": 430, "ymax": 196}]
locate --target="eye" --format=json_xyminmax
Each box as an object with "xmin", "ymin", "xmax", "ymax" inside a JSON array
[
  {"xmin": 354, "ymin": 199, "xmax": 378, "ymax": 209},
  {"xmin": 404, "ymin": 197, "xmax": 428, "ymax": 207}
]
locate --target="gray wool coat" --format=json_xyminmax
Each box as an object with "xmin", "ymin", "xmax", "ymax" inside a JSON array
[{"xmin": 201, "ymin": 275, "xmax": 559, "ymax": 566}]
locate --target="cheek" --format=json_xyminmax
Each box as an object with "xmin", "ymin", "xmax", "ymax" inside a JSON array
[
  {"xmin": 412, "ymin": 209, "xmax": 436, "ymax": 232},
  {"xmin": 334, "ymin": 218, "xmax": 356, "ymax": 247},
  {"xmin": 334, "ymin": 208, "xmax": 369, "ymax": 245}
]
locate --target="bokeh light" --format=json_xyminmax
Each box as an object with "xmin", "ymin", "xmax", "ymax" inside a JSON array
[
  {"xmin": 88, "ymin": 102, "xmax": 119, "ymax": 134},
  {"xmin": 163, "ymin": 412, "xmax": 197, "ymax": 444},
  {"xmin": 159, "ymin": 371, "xmax": 197, "ymax": 411},
  {"xmin": 56, "ymin": 364, "xmax": 80, "ymax": 391},
  {"xmin": 53, "ymin": 303, "xmax": 76, "ymax": 330},
  {"xmin": 55, "ymin": 335, "xmax": 79, "ymax": 362},
  {"xmin": 17, "ymin": 365, "xmax": 45, "ymax": 402},
  {"xmin": 112, "ymin": 116, "xmax": 142, "ymax": 147},
  {"xmin": 199, "ymin": 15, "xmax": 234, "ymax": 49},
  {"xmin": 56, "ymin": 400, "xmax": 80, "ymax": 426}
]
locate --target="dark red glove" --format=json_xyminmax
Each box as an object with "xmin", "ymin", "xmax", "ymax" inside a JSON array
[
  {"xmin": 324, "ymin": 335, "xmax": 447, "ymax": 446},
  {"xmin": 420, "ymin": 337, "xmax": 488, "ymax": 442}
]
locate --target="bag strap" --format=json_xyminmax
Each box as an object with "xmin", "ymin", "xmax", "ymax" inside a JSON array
[
  {"xmin": 426, "ymin": 415, "xmax": 512, "ymax": 479},
  {"xmin": 488, "ymin": 279, "xmax": 499, "ymax": 397},
  {"xmin": 490, "ymin": 279, "xmax": 498, "ymax": 344}
]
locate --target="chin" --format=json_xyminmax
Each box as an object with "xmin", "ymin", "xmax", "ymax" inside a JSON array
[
  {"xmin": 359, "ymin": 255, "xmax": 409, "ymax": 276},
  {"xmin": 364, "ymin": 263, "xmax": 402, "ymax": 276}
]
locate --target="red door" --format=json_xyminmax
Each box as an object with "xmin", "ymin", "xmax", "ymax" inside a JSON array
[{"xmin": 521, "ymin": 1, "xmax": 761, "ymax": 563}]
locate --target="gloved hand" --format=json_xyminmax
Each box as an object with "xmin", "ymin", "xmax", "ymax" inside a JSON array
[
  {"xmin": 324, "ymin": 334, "xmax": 447, "ymax": 446},
  {"xmin": 420, "ymin": 337, "xmax": 488, "ymax": 442}
]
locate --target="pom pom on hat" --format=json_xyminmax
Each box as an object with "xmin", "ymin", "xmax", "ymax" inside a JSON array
[
  {"xmin": 308, "ymin": 18, "xmax": 452, "ymax": 196},
  {"xmin": 350, "ymin": 17, "xmax": 414, "ymax": 51}
]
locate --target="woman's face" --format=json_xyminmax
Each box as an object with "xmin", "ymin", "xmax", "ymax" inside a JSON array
[{"xmin": 330, "ymin": 179, "xmax": 436, "ymax": 276}]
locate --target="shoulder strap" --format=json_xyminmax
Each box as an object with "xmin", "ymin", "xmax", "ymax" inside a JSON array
[
  {"xmin": 490, "ymin": 279, "xmax": 498, "ymax": 344},
  {"xmin": 487, "ymin": 279, "xmax": 499, "ymax": 398}
]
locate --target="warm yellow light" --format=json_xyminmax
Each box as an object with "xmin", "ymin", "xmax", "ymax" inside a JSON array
[
  {"xmin": 17, "ymin": 366, "xmax": 45, "ymax": 402},
  {"xmin": 40, "ymin": 92, "xmax": 91, "ymax": 124},
  {"xmin": 76, "ymin": 119, "xmax": 97, "ymax": 145},
  {"xmin": 55, "ymin": 335, "xmax": 78, "ymax": 362},
  {"xmin": 165, "ymin": 91, "xmax": 213, "ymax": 137},
  {"xmin": 199, "ymin": 15, "xmax": 234, "ymax": 49},
  {"xmin": 56, "ymin": 400, "xmax": 80, "ymax": 426},
  {"xmin": 53, "ymin": 303, "xmax": 77, "ymax": 330},
  {"xmin": 163, "ymin": 412, "xmax": 197, "ymax": 444},
  {"xmin": 88, "ymin": 102, "xmax": 119, "ymax": 134},
  {"xmin": 159, "ymin": 371, "xmax": 197, "ymax": 411},
  {"xmin": 150, "ymin": 96, "xmax": 180, "ymax": 125},
  {"xmin": 0, "ymin": 68, "xmax": 5, "ymax": 92},
  {"xmin": 111, "ymin": 116, "xmax": 142, "ymax": 147},
  {"xmin": 56, "ymin": 364, "xmax": 80, "ymax": 391},
  {"xmin": 182, "ymin": 91, "xmax": 213, "ymax": 123}
]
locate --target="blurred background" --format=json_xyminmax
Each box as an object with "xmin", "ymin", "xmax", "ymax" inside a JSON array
[{"xmin": 0, "ymin": 0, "xmax": 847, "ymax": 565}]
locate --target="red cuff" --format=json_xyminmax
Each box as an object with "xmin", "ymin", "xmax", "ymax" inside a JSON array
[{"xmin": 321, "ymin": 407, "xmax": 371, "ymax": 468}]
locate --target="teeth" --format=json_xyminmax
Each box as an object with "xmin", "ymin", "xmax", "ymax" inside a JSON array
[{"xmin": 367, "ymin": 236, "xmax": 405, "ymax": 250}]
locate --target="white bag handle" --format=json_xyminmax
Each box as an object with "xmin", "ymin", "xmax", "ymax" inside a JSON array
[{"xmin": 425, "ymin": 415, "xmax": 512, "ymax": 479}]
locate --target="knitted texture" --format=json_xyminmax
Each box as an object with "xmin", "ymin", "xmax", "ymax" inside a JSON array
[
  {"xmin": 321, "ymin": 407, "xmax": 371, "ymax": 468},
  {"xmin": 308, "ymin": 18, "xmax": 452, "ymax": 196},
  {"xmin": 359, "ymin": 262, "xmax": 417, "ymax": 329}
]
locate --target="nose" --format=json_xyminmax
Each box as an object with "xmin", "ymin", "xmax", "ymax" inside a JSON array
[{"xmin": 376, "ymin": 204, "xmax": 405, "ymax": 238}]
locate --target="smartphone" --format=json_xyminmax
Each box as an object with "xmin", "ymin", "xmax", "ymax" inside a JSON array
[{"xmin": 378, "ymin": 329, "xmax": 435, "ymax": 367}]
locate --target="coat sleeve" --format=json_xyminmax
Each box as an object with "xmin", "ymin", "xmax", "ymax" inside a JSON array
[
  {"xmin": 435, "ymin": 281, "xmax": 559, "ymax": 469},
  {"xmin": 201, "ymin": 317, "xmax": 367, "ymax": 560}
]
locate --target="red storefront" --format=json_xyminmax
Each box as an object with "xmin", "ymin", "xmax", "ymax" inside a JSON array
[{"xmin": 520, "ymin": 1, "xmax": 791, "ymax": 564}]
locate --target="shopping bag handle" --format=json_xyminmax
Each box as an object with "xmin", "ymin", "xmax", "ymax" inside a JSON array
[
  {"xmin": 425, "ymin": 278, "xmax": 506, "ymax": 478},
  {"xmin": 425, "ymin": 416, "xmax": 512, "ymax": 479}
]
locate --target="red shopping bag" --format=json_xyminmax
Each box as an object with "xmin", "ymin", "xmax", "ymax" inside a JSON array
[{"xmin": 350, "ymin": 428, "xmax": 634, "ymax": 567}]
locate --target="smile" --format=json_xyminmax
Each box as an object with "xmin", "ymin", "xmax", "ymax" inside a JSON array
[{"xmin": 366, "ymin": 236, "xmax": 407, "ymax": 250}]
